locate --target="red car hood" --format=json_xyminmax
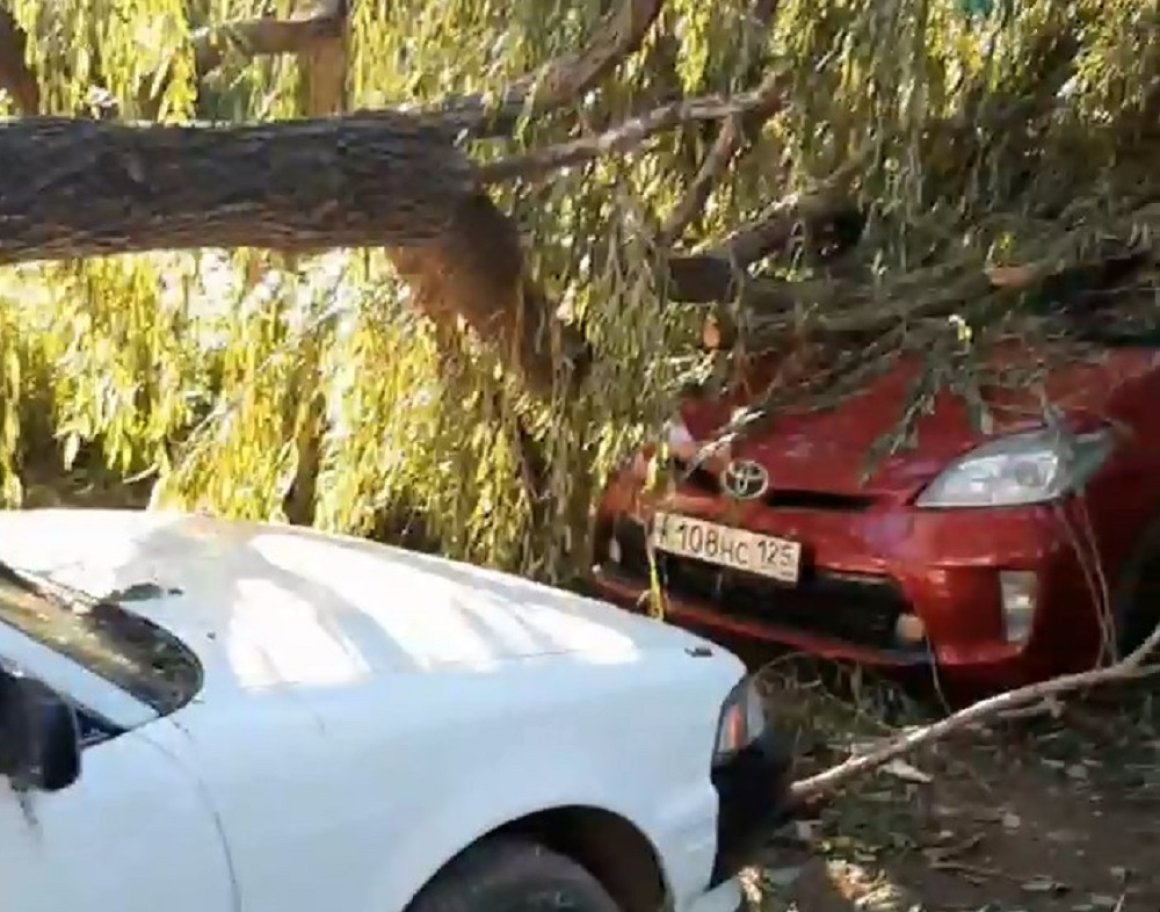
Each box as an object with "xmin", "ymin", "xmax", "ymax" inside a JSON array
[{"xmin": 680, "ymin": 345, "xmax": 1160, "ymax": 501}]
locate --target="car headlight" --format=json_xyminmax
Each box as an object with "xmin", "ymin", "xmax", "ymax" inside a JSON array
[
  {"xmin": 713, "ymin": 675, "xmax": 767, "ymax": 765},
  {"xmin": 915, "ymin": 427, "xmax": 1115, "ymax": 509}
]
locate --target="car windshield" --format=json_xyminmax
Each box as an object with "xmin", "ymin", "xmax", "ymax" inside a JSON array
[{"xmin": 0, "ymin": 563, "xmax": 201, "ymax": 715}]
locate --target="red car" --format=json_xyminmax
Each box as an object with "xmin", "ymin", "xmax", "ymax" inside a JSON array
[{"xmin": 590, "ymin": 343, "xmax": 1160, "ymax": 691}]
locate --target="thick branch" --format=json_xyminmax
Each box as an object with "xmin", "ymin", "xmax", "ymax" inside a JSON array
[
  {"xmin": 660, "ymin": 184, "xmax": 861, "ymax": 314},
  {"xmin": 0, "ymin": 115, "xmax": 473, "ymax": 263},
  {"xmin": 0, "ymin": 99, "xmax": 856, "ymax": 314},
  {"xmin": 0, "ymin": 5, "xmax": 38, "ymax": 115},
  {"xmin": 389, "ymin": 193, "xmax": 589, "ymax": 397}
]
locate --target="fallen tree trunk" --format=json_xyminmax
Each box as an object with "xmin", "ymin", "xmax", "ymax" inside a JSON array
[{"xmin": 0, "ymin": 114, "xmax": 475, "ymax": 262}]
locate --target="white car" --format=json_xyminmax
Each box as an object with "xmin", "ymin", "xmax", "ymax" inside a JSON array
[{"xmin": 0, "ymin": 509, "xmax": 792, "ymax": 912}]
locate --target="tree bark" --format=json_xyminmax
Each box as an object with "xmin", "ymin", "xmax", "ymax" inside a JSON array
[
  {"xmin": 0, "ymin": 115, "xmax": 475, "ymax": 263},
  {"xmin": 389, "ymin": 192, "xmax": 590, "ymax": 396},
  {"xmin": 662, "ymin": 185, "xmax": 862, "ymax": 313}
]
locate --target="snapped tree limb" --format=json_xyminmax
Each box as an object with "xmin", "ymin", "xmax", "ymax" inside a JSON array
[
  {"xmin": 0, "ymin": 115, "xmax": 474, "ymax": 263},
  {"xmin": 389, "ymin": 192, "xmax": 591, "ymax": 399},
  {"xmin": 787, "ymin": 619, "xmax": 1160, "ymax": 804},
  {"xmin": 0, "ymin": 0, "xmax": 661, "ymax": 401}
]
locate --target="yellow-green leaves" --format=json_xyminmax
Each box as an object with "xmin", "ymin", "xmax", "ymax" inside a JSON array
[{"xmin": 3, "ymin": 0, "xmax": 1157, "ymax": 589}]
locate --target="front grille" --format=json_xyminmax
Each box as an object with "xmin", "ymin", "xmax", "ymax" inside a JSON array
[
  {"xmin": 671, "ymin": 458, "xmax": 875, "ymax": 512},
  {"xmin": 608, "ymin": 521, "xmax": 909, "ymax": 650}
]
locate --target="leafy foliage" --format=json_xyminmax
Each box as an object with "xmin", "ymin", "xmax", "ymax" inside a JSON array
[{"xmin": 1, "ymin": 0, "xmax": 1159, "ymax": 583}]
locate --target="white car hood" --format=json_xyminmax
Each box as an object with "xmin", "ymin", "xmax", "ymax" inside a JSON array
[{"xmin": 0, "ymin": 509, "xmax": 706, "ymax": 698}]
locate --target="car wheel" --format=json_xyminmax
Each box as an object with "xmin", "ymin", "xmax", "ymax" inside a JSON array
[
  {"xmin": 1112, "ymin": 515, "xmax": 1160, "ymax": 660},
  {"xmin": 407, "ymin": 836, "xmax": 623, "ymax": 912}
]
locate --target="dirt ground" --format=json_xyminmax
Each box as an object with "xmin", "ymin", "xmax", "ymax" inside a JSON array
[{"xmin": 744, "ymin": 654, "xmax": 1159, "ymax": 912}]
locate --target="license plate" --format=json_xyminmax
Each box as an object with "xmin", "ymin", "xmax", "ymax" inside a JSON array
[{"xmin": 650, "ymin": 512, "xmax": 802, "ymax": 584}]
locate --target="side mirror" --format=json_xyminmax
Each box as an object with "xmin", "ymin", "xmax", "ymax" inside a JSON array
[{"xmin": 0, "ymin": 669, "xmax": 81, "ymax": 793}]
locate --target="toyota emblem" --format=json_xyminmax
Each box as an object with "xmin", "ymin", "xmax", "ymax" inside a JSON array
[{"xmin": 721, "ymin": 459, "xmax": 769, "ymax": 501}]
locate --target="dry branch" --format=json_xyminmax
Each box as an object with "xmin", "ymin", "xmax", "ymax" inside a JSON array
[
  {"xmin": 786, "ymin": 622, "xmax": 1160, "ymax": 804},
  {"xmin": 0, "ymin": 115, "xmax": 474, "ymax": 263}
]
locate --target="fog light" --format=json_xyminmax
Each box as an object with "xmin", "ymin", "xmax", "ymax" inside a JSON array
[
  {"xmin": 894, "ymin": 613, "xmax": 926, "ymax": 645},
  {"xmin": 999, "ymin": 570, "xmax": 1037, "ymax": 644},
  {"xmin": 607, "ymin": 535, "xmax": 622, "ymax": 565}
]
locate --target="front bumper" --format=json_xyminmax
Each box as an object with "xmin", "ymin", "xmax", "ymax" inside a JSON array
[
  {"xmin": 590, "ymin": 482, "xmax": 1112, "ymax": 686},
  {"xmin": 708, "ymin": 727, "xmax": 795, "ymax": 886}
]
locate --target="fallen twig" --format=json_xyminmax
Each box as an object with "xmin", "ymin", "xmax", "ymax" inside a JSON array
[{"xmin": 786, "ymin": 621, "xmax": 1160, "ymax": 803}]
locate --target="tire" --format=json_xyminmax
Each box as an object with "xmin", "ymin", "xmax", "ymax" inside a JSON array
[
  {"xmin": 406, "ymin": 836, "xmax": 623, "ymax": 912},
  {"xmin": 1111, "ymin": 515, "xmax": 1160, "ymax": 660}
]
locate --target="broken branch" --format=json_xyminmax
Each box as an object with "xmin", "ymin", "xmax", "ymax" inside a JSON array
[
  {"xmin": 787, "ymin": 622, "xmax": 1160, "ymax": 804},
  {"xmin": 0, "ymin": 115, "xmax": 473, "ymax": 263}
]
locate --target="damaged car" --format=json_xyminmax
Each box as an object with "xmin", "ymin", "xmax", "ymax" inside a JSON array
[{"xmin": 591, "ymin": 344, "xmax": 1160, "ymax": 690}]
